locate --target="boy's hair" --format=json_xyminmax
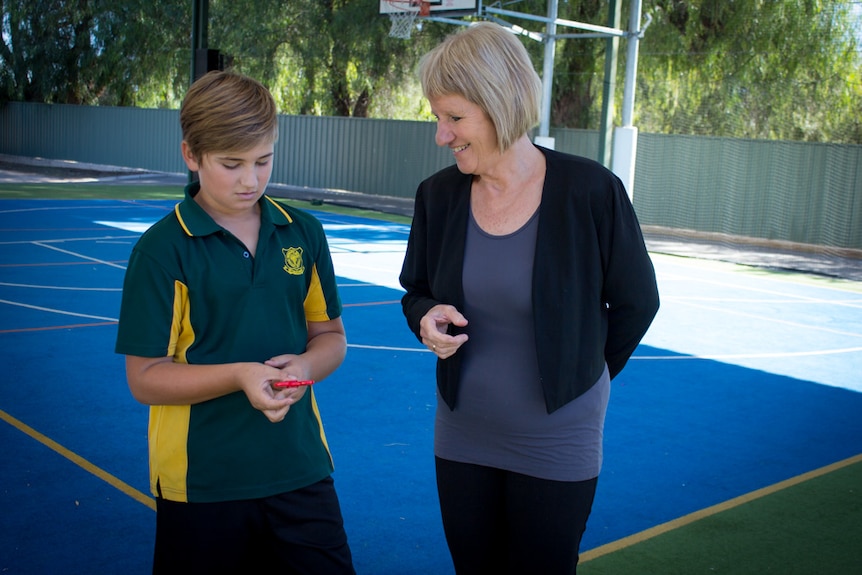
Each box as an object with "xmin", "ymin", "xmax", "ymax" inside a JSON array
[
  {"xmin": 419, "ymin": 22, "xmax": 542, "ymax": 152},
  {"xmin": 180, "ymin": 71, "xmax": 278, "ymax": 162}
]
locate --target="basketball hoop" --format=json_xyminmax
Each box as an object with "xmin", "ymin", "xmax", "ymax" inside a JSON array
[{"xmin": 386, "ymin": 1, "xmax": 430, "ymax": 39}]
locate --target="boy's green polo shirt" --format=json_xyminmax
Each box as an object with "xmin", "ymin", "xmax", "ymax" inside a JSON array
[{"xmin": 115, "ymin": 183, "xmax": 342, "ymax": 503}]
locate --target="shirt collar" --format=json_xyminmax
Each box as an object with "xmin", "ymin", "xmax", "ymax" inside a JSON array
[{"xmin": 174, "ymin": 181, "xmax": 293, "ymax": 237}]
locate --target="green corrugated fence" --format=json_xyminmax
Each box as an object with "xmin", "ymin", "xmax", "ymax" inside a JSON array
[{"xmin": 1, "ymin": 102, "xmax": 859, "ymax": 250}]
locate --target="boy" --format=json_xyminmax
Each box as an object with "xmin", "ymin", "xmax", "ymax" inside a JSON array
[{"xmin": 115, "ymin": 71, "xmax": 355, "ymax": 574}]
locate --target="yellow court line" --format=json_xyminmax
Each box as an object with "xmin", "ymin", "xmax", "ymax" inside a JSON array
[
  {"xmin": 581, "ymin": 452, "xmax": 862, "ymax": 562},
  {"xmin": 0, "ymin": 408, "xmax": 156, "ymax": 511}
]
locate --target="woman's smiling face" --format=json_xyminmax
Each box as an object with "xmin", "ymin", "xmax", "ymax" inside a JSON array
[{"xmin": 429, "ymin": 93, "xmax": 500, "ymax": 176}]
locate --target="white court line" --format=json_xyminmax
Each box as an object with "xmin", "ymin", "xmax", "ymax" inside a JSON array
[
  {"xmin": 347, "ymin": 343, "xmax": 429, "ymax": 353},
  {"xmin": 322, "ymin": 223, "xmax": 410, "ymax": 234},
  {"xmin": 657, "ymin": 267, "xmax": 862, "ymax": 299},
  {"xmin": 342, "ymin": 345, "xmax": 862, "ymax": 359},
  {"xmin": 673, "ymin": 299, "xmax": 862, "ymax": 339},
  {"xmin": 633, "ymin": 347, "xmax": 862, "ymax": 360},
  {"xmin": 0, "ymin": 294, "xmax": 427, "ymax": 353},
  {"xmin": 664, "ymin": 296, "xmax": 862, "ymax": 305},
  {"xmin": 658, "ymin": 271, "xmax": 854, "ymax": 300},
  {"xmin": 31, "ymin": 241, "xmax": 128, "ymax": 270},
  {"xmin": 0, "ymin": 299, "xmax": 117, "ymax": 322},
  {"xmin": 5, "ymin": 291, "xmax": 856, "ymax": 360},
  {"xmin": 0, "ymin": 282, "xmax": 120, "ymax": 291},
  {"xmin": 0, "ymin": 204, "xmax": 150, "ymax": 215},
  {"xmin": 656, "ymin": 266, "xmax": 862, "ymax": 308},
  {"xmin": 9, "ymin": 213, "xmax": 859, "ymax": 364},
  {"xmin": 94, "ymin": 222, "xmax": 153, "ymax": 233},
  {"xmin": 0, "ymin": 235, "xmax": 139, "ymax": 246}
]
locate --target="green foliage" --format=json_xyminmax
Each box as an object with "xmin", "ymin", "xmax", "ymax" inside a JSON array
[
  {"xmin": 206, "ymin": 0, "xmax": 446, "ymax": 117},
  {"xmin": 637, "ymin": 0, "xmax": 861, "ymax": 142},
  {"xmin": 0, "ymin": 0, "xmax": 188, "ymax": 106},
  {"xmin": 546, "ymin": 0, "xmax": 608, "ymax": 128},
  {"xmin": 0, "ymin": 0, "xmax": 859, "ymax": 142}
]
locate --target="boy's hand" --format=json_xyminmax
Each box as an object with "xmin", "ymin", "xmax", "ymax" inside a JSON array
[
  {"xmin": 240, "ymin": 363, "xmax": 306, "ymax": 423},
  {"xmin": 265, "ymin": 353, "xmax": 310, "ymax": 376},
  {"xmin": 262, "ymin": 384, "xmax": 307, "ymax": 423}
]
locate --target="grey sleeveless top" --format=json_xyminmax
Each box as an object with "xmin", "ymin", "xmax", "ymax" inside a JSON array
[{"xmin": 434, "ymin": 207, "xmax": 610, "ymax": 481}]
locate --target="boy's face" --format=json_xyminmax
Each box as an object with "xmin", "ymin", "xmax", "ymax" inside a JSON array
[{"xmin": 181, "ymin": 140, "xmax": 275, "ymax": 218}]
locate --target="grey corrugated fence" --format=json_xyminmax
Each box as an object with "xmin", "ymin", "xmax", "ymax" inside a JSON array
[{"xmin": 1, "ymin": 101, "xmax": 859, "ymax": 250}]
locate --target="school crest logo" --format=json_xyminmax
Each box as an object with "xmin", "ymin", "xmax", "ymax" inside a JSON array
[{"xmin": 282, "ymin": 247, "xmax": 305, "ymax": 275}]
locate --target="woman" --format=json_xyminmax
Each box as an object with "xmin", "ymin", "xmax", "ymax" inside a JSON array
[{"xmin": 399, "ymin": 22, "xmax": 659, "ymax": 574}]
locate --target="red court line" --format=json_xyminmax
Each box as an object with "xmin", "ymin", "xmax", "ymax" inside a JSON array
[
  {"xmin": 0, "ymin": 227, "xmax": 114, "ymax": 232},
  {"xmin": 0, "ymin": 321, "xmax": 117, "ymax": 334}
]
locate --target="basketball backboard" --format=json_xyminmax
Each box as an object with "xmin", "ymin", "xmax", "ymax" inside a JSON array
[{"xmin": 379, "ymin": 0, "xmax": 478, "ymax": 18}]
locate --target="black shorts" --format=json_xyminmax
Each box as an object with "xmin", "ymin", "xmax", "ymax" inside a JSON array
[{"xmin": 152, "ymin": 476, "xmax": 355, "ymax": 575}]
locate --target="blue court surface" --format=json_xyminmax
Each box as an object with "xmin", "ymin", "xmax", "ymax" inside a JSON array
[{"xmin": 1, "ymin": 198, "xmax": 861, "ymax": 574}]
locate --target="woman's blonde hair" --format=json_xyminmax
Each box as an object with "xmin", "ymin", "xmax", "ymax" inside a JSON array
[
  {"xmin": 419, "ymin": 22, "xmax": 542, "ymax": 152},
  {"xmin": 180, "ymin": 71, "xmax": 278, "ymax": 162}
]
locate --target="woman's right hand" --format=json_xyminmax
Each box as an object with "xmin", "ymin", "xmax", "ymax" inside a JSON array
[{"xmin": 419, "ymin": 304, "xmax": 469, "ymax": 359}]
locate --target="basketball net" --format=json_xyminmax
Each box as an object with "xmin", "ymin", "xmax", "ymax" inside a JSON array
[{"xmin": 387, "ymin": 1, "xmax": 430, "ymax": 39}]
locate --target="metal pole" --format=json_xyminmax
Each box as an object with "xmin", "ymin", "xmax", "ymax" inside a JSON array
[
  {"xmin": 621, "ymin": 0, "xmax": 641, "ymax": 127},
  {"xmin": 538, "ymin": 0, "xmax": 557, "ymax": 141},
  {"xmin": 612, "ymin": 0, "xmax": 643, "ymax": 200},
  {"xmin": 190, "ymin": 0, "xmax": 209, "ymax": 87},
  {"xmin": 188, "ymin": 0, "xmax": 209, "ymax": 182},
  {"xmin": 597, "ymin": 0, "xmax": 621, "ymax": 167}
]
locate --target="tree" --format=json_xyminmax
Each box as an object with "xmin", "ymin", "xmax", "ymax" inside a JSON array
[
  {"xmin": 547, "ymin": 0, "xmax": 608, "ymax": 128},
  {"xmin": 635, "ymin": 0, "xmax": 861, "ymax": 142},
  {"xmin": 207, "ymin": 0, "xmax": 445, "ymax": 117},
  {"xmin": 0, "ymin": 0, "xmax": 188, "ymax": 107},
  {"xmin": 1, "ymin": 0, "xmax": 859, "ymax": 142}
]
